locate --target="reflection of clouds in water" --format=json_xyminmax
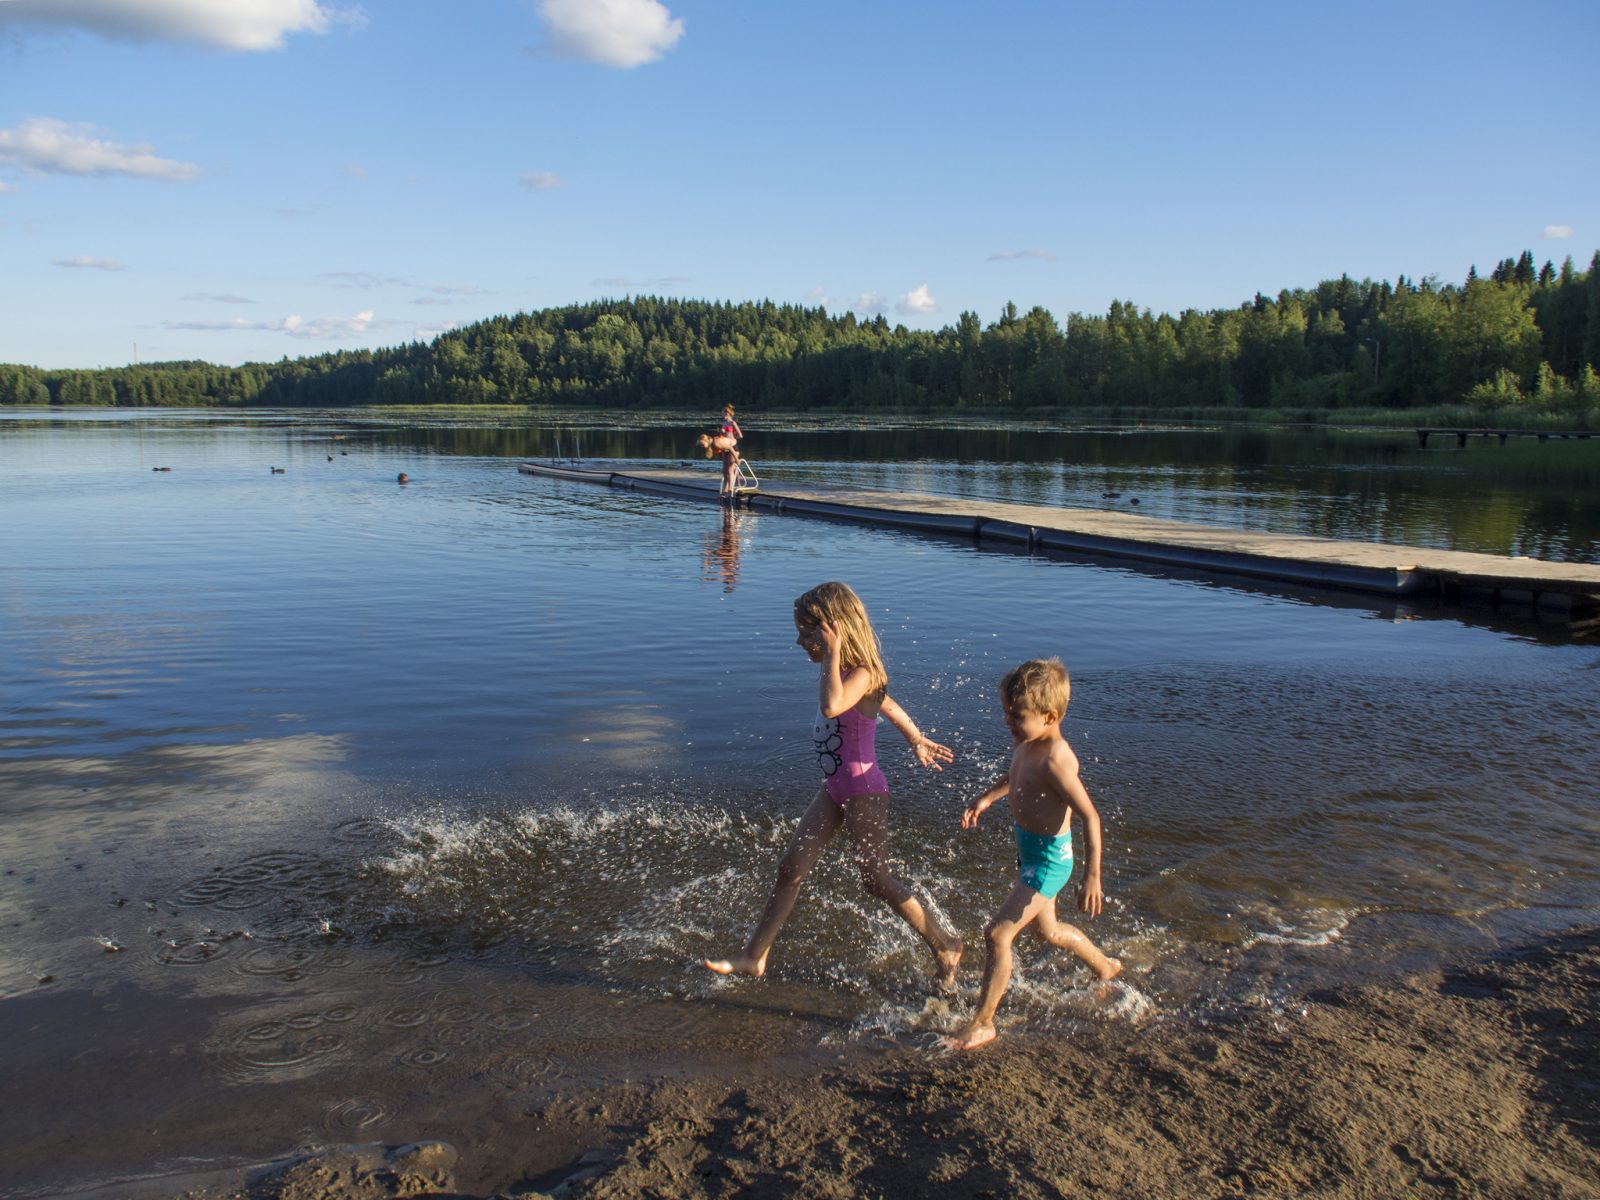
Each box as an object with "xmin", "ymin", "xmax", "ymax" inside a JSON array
[
  {"xmin": 0, "ymin": 733, "xmax": 349, "ymax": 813},
  {"xmin": 547, "ymin": 696, "xmax": 680, "ymax": 767}
]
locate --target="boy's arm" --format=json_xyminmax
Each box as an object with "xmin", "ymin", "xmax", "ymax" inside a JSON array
[
  {"xmin": 879, "ymin": 693, "xmax": 953, "ymax": 770},
  {"xmin": 1049, "ymin": 748, "xmax": 1105, "ymax": 916},
  {"xmin": 961, "ymin": 772, "xmax": 1010, "ymax": 829}
]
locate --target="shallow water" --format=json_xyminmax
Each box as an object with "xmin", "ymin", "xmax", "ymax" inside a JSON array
[{"xmin": 2, "ymin": 408, "xmax": 1598, "ymax": 1193}]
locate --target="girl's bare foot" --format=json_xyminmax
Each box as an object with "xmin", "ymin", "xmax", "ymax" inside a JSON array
[
  {"xmin": 944, "ymin": 1020, "xmax": 996, "ymax": 1051},
  {"xmin": 1095, "ymin": 956, "xmax": 1123, "ymax": 982},
  {"xmin": 703, "ymin": 954, "xmax": 765, "ymax": 977},
  {"xmin": 934, "ymin": 941, "xmax": 964, "ymax": 991}
]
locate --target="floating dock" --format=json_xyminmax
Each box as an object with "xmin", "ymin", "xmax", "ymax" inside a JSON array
[{"xmin": 518, "ymin": 461, "xmax": 1600, "ymax": 621}]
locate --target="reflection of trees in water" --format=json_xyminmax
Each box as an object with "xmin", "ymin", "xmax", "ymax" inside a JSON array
[{"xmin": 700, "ymin": 507, "xmax": 745, "ymax": 593}]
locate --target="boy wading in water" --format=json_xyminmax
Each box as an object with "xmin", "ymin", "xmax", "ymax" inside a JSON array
[{"xmin": 948, "ymin": 657, "xmax": 1121, "ymax": 1050}]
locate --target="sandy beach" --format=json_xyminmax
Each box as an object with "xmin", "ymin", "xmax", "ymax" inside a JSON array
[{"xmin": 156, "ymin": 923, "xmax": 1600, "ymax": 1200}]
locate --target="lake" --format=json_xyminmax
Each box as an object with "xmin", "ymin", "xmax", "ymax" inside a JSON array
[{"xmin": 2, "ymin": 407, "xmax": 1597, "ymax": 1195}]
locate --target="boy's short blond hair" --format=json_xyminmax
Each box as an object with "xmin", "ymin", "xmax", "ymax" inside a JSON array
[{"xmin": 1000, "ymin": 657, "xmax": 1070, "ymax": 717}]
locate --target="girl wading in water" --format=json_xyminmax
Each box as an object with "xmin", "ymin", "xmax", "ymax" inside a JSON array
[{"xmin": 705, "ymin": 581, "xmax": 963, "ymax": 987}]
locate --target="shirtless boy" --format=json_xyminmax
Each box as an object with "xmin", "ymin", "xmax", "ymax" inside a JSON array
[{"xmin": 947, "ymin": 657, "xmax": 1121, "ymax": 1050}]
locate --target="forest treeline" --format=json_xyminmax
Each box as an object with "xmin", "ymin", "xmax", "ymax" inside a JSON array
[{"xmin": 5, "ymin": 250, "xmax": 1599, "ymax": 415}]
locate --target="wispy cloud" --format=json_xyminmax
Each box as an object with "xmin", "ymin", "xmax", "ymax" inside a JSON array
[
  {"xmin": 181, "ymin": 292, "xmax": 256, "ymax": 304},
  {"xmin": 537, "ymin": 0, "xmax": 684, "ymax": 68},
  {"xmin": 590, "ymin": 275, "xmax": 689, "ymax": 291},
  {"xmin": 54, "ymin": 255, "xmax": 127, "ymax": 271},
  {"xmin": 0, "ymin": 0, "xmax": 351, "ymax": 51},
  {"xmin": 897, "ymin": 284, "xmax": 938, "ymax": 315},
  {"xmin": 988, "ymin": 248, "xmax": 1057, "ymax": 262},
  {"xmin": 344, "ymin": 164, "xmax": 368, "ymax": 180},
  {"xmin": 0, "ymin": 182, "xmax": 19, "ymax": 194},
  {"xmin": 521, "ymin": 171, "xmax": 566, "ymax": 191},
  {"xmin": 164, "ymin": 309, "xmax": 378, "ymax": 339},
  {"xmin": 321, "ymin": 271, "xmax": 483, "ymax": 300},
  {"xmin": 0, "ymin": 118, "xmax": 201, "ymax": 181},
  {"xmin": 855, "ymin": 292, "xmax": 886, "ymax": 315},
  {"xmin": 1541, "ymin": 224, "xmax": 1573, "ymax": 240},
  {"xmin": 806, "ymin": 285, "xmax": 830, "ymax": 309}
]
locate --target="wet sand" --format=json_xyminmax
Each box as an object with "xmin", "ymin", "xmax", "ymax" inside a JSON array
[{"xmin": 141, "ymin": 924, "xmax": 1600, "ymax": 1199}]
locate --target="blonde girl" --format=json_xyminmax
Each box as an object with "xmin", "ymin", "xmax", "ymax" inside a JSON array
[
  {"xmin": 705, "ymin": 581, "xmax": 963, "ymax": 986},
  {"xmin": 694, "ymin": 432, "xmax": 741, "ymax": 499}
]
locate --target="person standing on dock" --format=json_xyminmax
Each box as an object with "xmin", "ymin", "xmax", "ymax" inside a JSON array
[
  {"xmin": 720, "ymin": 404, "xmax": 743, "ymax": 446},
  {"xmin": 695, "ymin": 432, "xmax": 743, "ymax": 500}
]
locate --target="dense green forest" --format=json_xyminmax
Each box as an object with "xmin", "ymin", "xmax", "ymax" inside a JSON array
[{"xmin": 5, "ymin": 250, "xmax": 1599, "ymax": 417}]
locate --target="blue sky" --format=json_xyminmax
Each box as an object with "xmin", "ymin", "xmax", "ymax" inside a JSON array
[{"xmin": 2, "ymin": 0, "xmax": 1597, "ymax": 370}]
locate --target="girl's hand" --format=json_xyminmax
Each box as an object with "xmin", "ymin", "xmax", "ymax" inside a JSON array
[
  {"xmin": 960, "ymin": 801, "xmax": 986, "ymax": 829},
  {"xmin": 912, "ymin": 736, "xmax": 954, "ymax": 771},
  {"xmin": 817, "ymin": 620, "xmax": 842, "ymax": 656}
]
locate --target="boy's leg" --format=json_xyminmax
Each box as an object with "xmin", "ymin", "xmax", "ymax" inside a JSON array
[
  {"xmin": 705, "ymin": 786, "xmax": 841, "ymax": 977},
  {"xmin": 843, "ymin": 794, "xmax": 963, "ymax": 987},
  {"xmin": 1034, "ymin": 900, "xmax": 1122, "ymax": 981},
  {"xmin": 947, "ymin": 885, "xmax": 1051, "ymax": 1050}
]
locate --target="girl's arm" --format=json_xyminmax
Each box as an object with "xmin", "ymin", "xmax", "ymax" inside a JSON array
[
  {"xmin": 879, "ymin": 693, "xmax": 954, "ymax": 770},
  {"xmin": 961, "ymin": 772, "xmax": 1010, "ymax": 829},
  {"xmin": 729, "ymin": 418, "xmax": 743, "ymax": 439},
  {"xmin": 817, "ymin": 621, "xmax": 875, "ymax": 717}
]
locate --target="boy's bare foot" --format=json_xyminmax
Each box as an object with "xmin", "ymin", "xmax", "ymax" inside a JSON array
[
  {"xmin": 934, "ymin": 941, "xmax": 964, "ymax": 991},
  {"xmin": 944, "ymin": 1020, "xmax": 996, "ymax": 1051},
  {"xmin": 1095, "ymin": 956, "xmax": 1123, "ymax": 982},
  {"xmin": 703, "ymin": 954, "xmax": 765, "ymax": 977}
]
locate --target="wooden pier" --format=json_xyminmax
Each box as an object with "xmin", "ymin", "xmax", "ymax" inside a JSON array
[
  {"xmin": 518, "ymin": 461, "xmax": 1600, "ymax": 621},
  {"xmin": 1416, "ymin": 427, "xmax": 1596, "ymax": 448}
]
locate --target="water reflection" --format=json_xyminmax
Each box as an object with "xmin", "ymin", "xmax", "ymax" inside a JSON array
[{"xmin": 700, "ymin": 507, "xmax": 748, "ymax": 593}]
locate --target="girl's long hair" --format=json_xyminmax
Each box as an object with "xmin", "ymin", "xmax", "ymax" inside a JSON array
[{"xmin": 794, "ymin": 581, "xmax": 888, "ymax": 696}]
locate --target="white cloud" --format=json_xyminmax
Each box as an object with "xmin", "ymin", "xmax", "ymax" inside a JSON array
[
  {"xmin": 855, "ymin": 292, "xmax": 886, "ymax": 315},
  {"xmin": 0, "ymin": 182, "xmax": 18, "ymax": 194},
  {"xmin": 344, "ymin": 164, "xmax": 368, "ymax": 180},
  {"xmin": 165, "ymin": 309, "xmax": 377, "ymax": 339},
  {"xmin": 806, "ymin": 285, "xmax": 830, "ymax": 309},
  {"xmin": 0, "ymin": 118, "xmax": 201, "ymax": 181},
  {"xmin": 897, "ymin": 284, "xmax": 938, "ymax": 315},
  {"xmin": 538, "ymin": 0, "xmax": 684, "ymax": 68},
  {"xmin": 1541, "ymin": 224, "xmax": 1573, "ymax": 240},
  {"xmin": 521, "ymin": 171, "xmax": 566, "ymax": 191},
  {"xmin": 0, "ymin": 0, "xmax": 344, "ymax": 51},
  {"xmin": 54, "ymin": 255, "xmax": 127, "ymax": 270},
  {"xmin": 988, "ymin": 248, "xmax": 1057, "ymax": 262},
  {"xmin": 181, "ymin": 292, "xmax": 255, "ymax": 304}
]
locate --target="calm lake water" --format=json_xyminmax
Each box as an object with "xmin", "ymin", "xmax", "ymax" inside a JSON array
[{"xmin": 2, "ymin": 407, "xmax": 1598, "ymax": 1194}]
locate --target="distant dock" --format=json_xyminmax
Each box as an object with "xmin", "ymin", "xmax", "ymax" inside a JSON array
[
  {"xmin": 518, "ymin": 461, "xmax": 1600, "ymax": 622},
  {"xmin": 1416, "ymin": 427, "xmax": 1596, "ymax": 448}
]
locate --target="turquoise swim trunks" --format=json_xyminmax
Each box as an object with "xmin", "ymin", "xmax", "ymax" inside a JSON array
[{"xmin": 1015, "ymin": 825, "xmax": 1074, "ymax": 899}]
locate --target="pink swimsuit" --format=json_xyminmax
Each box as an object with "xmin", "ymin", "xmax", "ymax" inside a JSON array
[{"xmin": 814, "ymin": 706, "xmax": 889, "ymax": 807}]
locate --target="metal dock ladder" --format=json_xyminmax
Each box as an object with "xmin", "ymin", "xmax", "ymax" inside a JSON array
[{"xmin": 732, "ymin": 457, "xmax": 760, "ymax": 496}]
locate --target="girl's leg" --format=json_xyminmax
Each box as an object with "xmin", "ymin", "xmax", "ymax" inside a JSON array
[
  {"xmin": 842, "ymin": 794, "xmax": 963, "ymax": 988},
  {"xmin": 704, "ymin": 787, "xmax": 842, "ymax": 977},
  {"xmin": 947, "ymin": 885, "xmax": 1050, "ymax": 1050},
  {"xmin": 1034, "ymin": 899, "xmax": 1122, "ymax": 981}
]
